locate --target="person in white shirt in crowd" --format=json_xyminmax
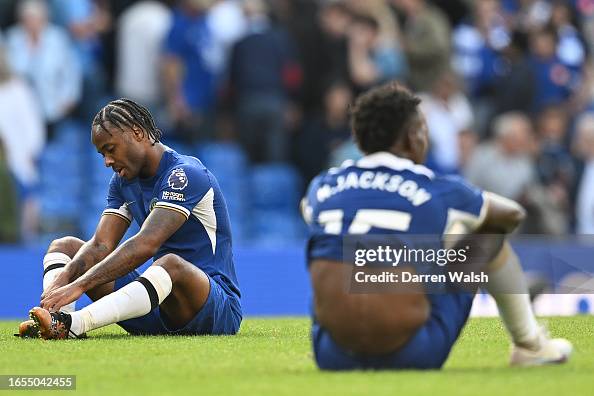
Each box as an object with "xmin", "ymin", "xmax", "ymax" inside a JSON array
[
  {"xmin": 116, "ymin": 1, "xmax": 173, "ymax": 111},
  {"xmin": 0, "ymin": 45, "xmax": 46, "ymax": 241},
  {"xmin": 50, "ymin": 0, "xmax": 111, "ymax": 121},
  {"xmin": 419, "ymin": 69, "xmax": 474, "ymax": 174},
  {"xmin": 207, "ymin": 0, "xmax": 247, "ymax": 67},
  {"xmin": 5, "ymin": 0, "xmax": 81, "ymax": 139},
  {"xmin": 550, "ymin": 0, "xmax": 586, "ymax": 71}
]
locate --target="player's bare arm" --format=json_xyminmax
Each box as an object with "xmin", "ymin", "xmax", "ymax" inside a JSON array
[
  {"xmin": 41, "ymin": 208, "xmax": 185, "ymax": 311},
  {"xmin": 42, "ymin": 214, "xmax": 130, "ymax": 299},
  {"xmin": 480, "ymin": 192, "xmax": 526, "ymax": 234}
]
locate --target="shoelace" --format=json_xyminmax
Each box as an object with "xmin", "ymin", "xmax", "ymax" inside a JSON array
[{"xmin": 50, "ymin": 312, "xmax": 83, "ymax": 339}]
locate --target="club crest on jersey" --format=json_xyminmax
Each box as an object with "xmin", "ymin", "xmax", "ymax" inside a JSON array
[{"xmin": 168, "ymin": 168, "xmax": 188, "ymax": 190}]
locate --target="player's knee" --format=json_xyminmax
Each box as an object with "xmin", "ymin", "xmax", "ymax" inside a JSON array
[
  {"xmin": 152, "ymin": 253, "xmax": 186, "ymax": 281},
  {"xmin": 47, "ymin": 236, "xmax": 85, "ymax": 258}
]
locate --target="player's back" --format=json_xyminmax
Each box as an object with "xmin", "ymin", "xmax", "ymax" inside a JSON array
[{"xmin": 302, "ymin": 152, "xmax": 486, "ymax": 355}]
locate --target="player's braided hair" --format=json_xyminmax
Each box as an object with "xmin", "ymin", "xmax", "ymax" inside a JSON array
[
  {"xmin": 92, "ymin": 98, "xmax": 162, "ymax": 145},
  {"xmin": 350, "ymin": 81, "xmax": 421, "ymax": 154}
]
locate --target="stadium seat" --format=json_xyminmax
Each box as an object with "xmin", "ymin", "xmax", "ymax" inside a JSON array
[
  {"xmin": 250, "ymin": 164, "xmax": 302, "ymax": 211},
  {"xmin": 196, "ymin": 142, "xmax": 248, "ymax": 173},
  {"xmin": 53, "ymin": 120, "xmax": 88, "ymax": 151},
  {"xmin": 250, "ymin": 210, "xmax": 305, "ymax": 246}
]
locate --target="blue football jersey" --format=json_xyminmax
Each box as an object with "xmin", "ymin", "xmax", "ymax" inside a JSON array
[
  {"xmin": 103, "ymin": 148, "xmax": 240, "ymax": 298},
  {"xmin": 301, "ymin": 152, "xmax": 487, "ymax": 262}
]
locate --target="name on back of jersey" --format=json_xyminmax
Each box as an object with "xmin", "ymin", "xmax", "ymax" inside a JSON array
[{"xmin": 316, "ymin": 171, "xmax": 431, "ymax": 207}]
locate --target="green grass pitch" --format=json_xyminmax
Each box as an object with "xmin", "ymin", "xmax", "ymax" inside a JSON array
[{"xmin": 2, "ymin": 316, "xmax": 593, "ymax": 395}]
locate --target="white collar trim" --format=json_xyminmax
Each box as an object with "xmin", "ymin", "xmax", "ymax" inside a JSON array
[{"xmin": 354, "ymin": 152, "xmax": 434, "ymax": 178}]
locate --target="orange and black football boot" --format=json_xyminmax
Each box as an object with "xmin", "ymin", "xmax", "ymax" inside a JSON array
[
  {"xmin": 14, "ymin": 319, "xmax": 40, "ymax": 338},
  {"xmin": 28, "ymin": 307, "xmax": 84, "ymax": 340}
]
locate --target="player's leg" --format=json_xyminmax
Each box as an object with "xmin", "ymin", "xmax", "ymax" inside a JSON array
[
  {"xmin": 103, "ymin": 253, "xmax": 214, "ymax": 332},
  {"xmin": 149, "ymin": 253, "xmax": 211, "ymax": 329},
  {"xmin": 19, "ymin": 238, "xmax": 83, "ymax": 337},
  {"xmin": 484, "ymin": 241, "xmax": 572, "ymax": 365},
  {"xmin": 19, "ymin": 236, "xmax": 113, "ymax": 338},
  {"xmin": 42, "ymin": 236, "xmax": 84, "ymax": 313},
  {"xmin": 33, "ymin": 254, "xmax": 219, "ymax": 338},
  {"xmin": 43, "ymin": 236, "xmax": 115, "ymax": 302}
]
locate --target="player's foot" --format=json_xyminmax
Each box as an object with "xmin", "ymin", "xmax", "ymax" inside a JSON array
[
  {"xmin": 14, "ymin": 319, "xmax": 40, "ymax": 338},
  {"xmin": 28, "ymin": 307, "xmax": 83, "ymax": 340},
  {"xmin": 510, "ymin": 326, "xmax": 573, "ymax": 366}
]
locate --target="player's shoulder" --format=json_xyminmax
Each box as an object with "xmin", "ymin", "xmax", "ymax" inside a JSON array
[
  {"xmin": 315, "ymin": 153, "xmax": 436, "ymax": 183},
  {"xmin": 164, "ymin": 149, "xmax": 208, "ymax": 174},
  {"xmin": 305, "ymin": 159, "xmax": 358, "ymax": 193},
  {"xmin": 161, "ymin": 149, "xmax": 212, "ymax": 190},
  {"xmin": 429, "ymin": 173, "xmax": 484, "ymax": 212},
  {"xmin": 431, "ymin": 173, "xmax": 482, "ymax": 195},
  {"xmin": 305, "ymin": 153, "xmax": 438, "ymax": 197}
]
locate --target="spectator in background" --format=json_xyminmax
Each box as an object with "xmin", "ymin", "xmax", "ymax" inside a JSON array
[
  {"xmin": 5, "ymin": 0, "xmax": 81, "ymax": 139},
  {"xmin": 574, "ymin": 112, "xmax": 594, "ymax": 233},
  {"xmin": 532, "ymin": 104, "xmax": 575, "ymax": 233},
  {"xmin": 312, "ymin": 1, "xmax": 352, "ymax": 109},
  {"xmin": 550, "ymin": 0, "xmax": 586, "ymax": 72},
  {"xmin": 294, "ymin": 80, "xmax": 353, "ymax": 183},
  {"xmin": 51, "ymin": 0, "xmax": 111, "ymax": 121},
  {"xmin": 263, "ymin": 0, "xmax": 318, "ymax": 117},
  {"xmin": 0, "ymin": 46, "xmax": 46, "ymax": 242},
  {"xmin": 465, "ymin": 111, "xmax": 567, "ymax": 233},
  {"xmin": 162, "ymin": 0, "xmax": 219, "ymax": 143},
  {"xmin": 116, "ymin": 1, "xmax": 172, "ymax": 110},
  {"xmin": 345, "ymin": 0, "xmax": 404, "ymax": 57},
  {"xmin": 452, "ymin": 0, "xmax": 509, "ymax": 97},
  {"xmin": 451, "ymin": 0, "xmax": 509, "ymax": 135},
  {"xmin": 535, "ymin": 105, "xmax": 577, "ymax": 204},
  {"xmin": 0, "ymin": 137, "xmax": 19, "ymax": 243},
  {"xmin": 207, "ymin": 0, "xmax": 247, "ymax": 66},
  {"xmin": 492, "ymin": 30, "xmax": 536, "ymax": 121},
  {"xmin": 391, "ymin": 0, "xmax": 451, "ymax": 92},
  {"xmin": 528, "ymin": 25, "xmax": 576, "ymax": 112},
  {"xmin": 419, "ymin": 68, "xmax": 474, "ymax": 174},
  {"xmin": 513, "ymin": 0, "xmax": 553, "ymax": 30},
  {"xmin": 229, "ymin": 0, "xmax": 301, "ymax": 163},
  {"xmin": 464, "ymin": 112, "xmax": 537, "ymax": 202},
  {"xmin": 347, "ymin": 13, "xmax": 406, "ymax": 92}
]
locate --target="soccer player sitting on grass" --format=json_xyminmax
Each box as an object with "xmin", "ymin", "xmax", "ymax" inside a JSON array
[
  {"xmin": 17, "ymin": 99, "xmax": 241, "ymax": 339},
  {"xmin": 301, "ymin": 82, "xmax": 572, "ymax": 370}
]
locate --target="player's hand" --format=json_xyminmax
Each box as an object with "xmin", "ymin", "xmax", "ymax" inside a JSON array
[
  {"xmin": 41, "ymin": 271, "xmax": 71, "ymax": 301},
  {"xmin": 40, "ymin": 283, "xmax": 84, "ymax": 312}
]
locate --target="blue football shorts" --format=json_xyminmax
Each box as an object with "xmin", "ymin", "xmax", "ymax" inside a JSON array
[
  {"xmin": 312, "ymin": 292, "xmax": 474, "ymax": 370},
  {"xmin": 113, "ymin": 269, "xmax": 242, "ymax": 336}
]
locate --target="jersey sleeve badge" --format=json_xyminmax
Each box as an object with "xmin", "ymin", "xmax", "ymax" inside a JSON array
[{"xmin": 168, "ymin": 168, "xmax": 188, "ymax": 190}]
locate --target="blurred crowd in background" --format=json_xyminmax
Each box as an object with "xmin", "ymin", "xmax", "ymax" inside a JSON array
[{"xmin": 1, "ymin": 0, "xmax": 594, "ymax": 245}]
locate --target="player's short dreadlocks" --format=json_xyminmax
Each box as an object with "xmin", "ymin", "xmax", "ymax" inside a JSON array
[
  {"xmin": 92, "ymin": 98, "xmax": 162, "ymax": 145},
  {"xmin": 350, "ymin": 81, "xmax": 421, "ymax": 154}
]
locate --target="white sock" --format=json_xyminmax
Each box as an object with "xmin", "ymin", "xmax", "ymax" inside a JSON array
[
  {"xmin": 70, "ymin": 266, "xmax": 173, "ymax": 336},
  {"xmin": 484, "ymin": 243, "xmax": 540, "ymax": 348},
  {"xmin": 43, "ymin": 252, "xmax": 76, "ymax": 313}
]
